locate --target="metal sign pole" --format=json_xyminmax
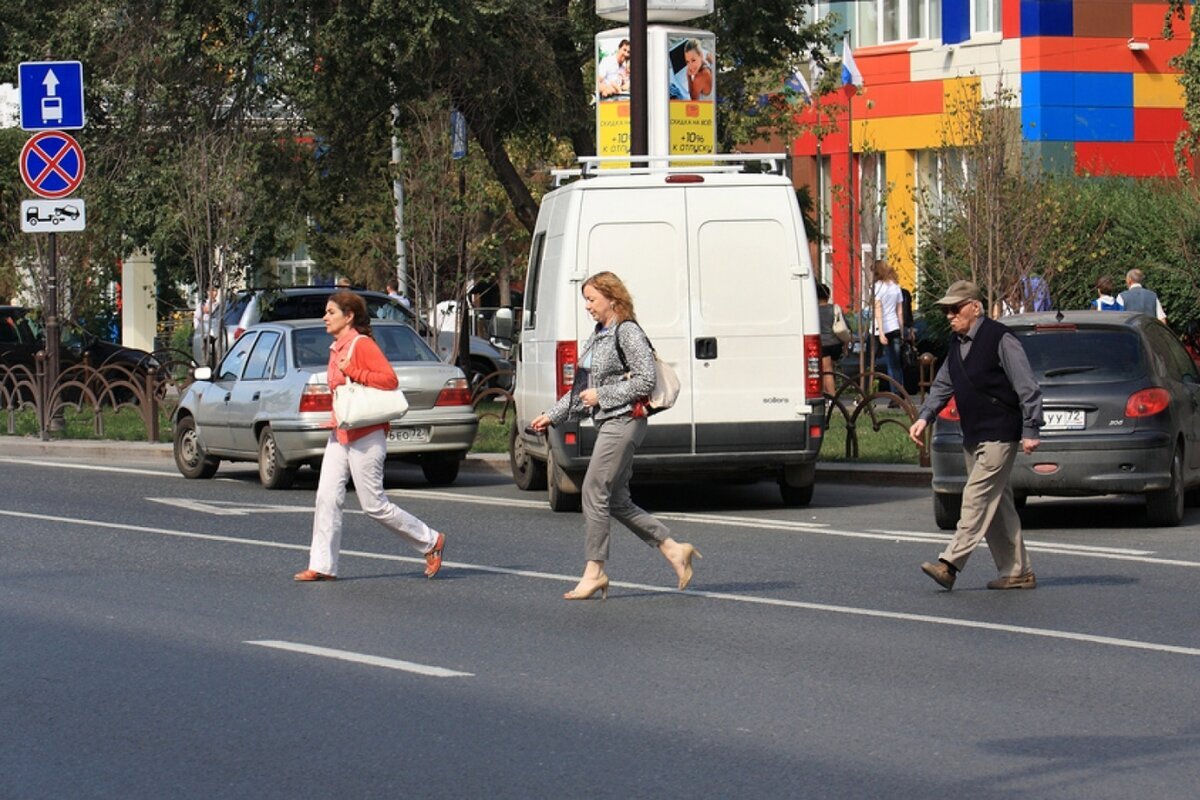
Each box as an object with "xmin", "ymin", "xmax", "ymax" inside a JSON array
[
  {"xmin": 630, "ymin": 0, "xmax": 648, "ymax": 165},
  {"xmin": 43, "ymin": 231, "xmax": 61, "ymax": 438}
]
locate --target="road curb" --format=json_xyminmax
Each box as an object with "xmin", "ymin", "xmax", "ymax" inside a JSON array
[{"xmin": 0, "ymin": 437, "xmax": 931, "ymax": 486}]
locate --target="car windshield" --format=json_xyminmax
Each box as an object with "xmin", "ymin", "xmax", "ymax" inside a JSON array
[
  {"xmin": 1015, "ymin": 328, "xmax": 1144, "ymax": 383},
  {"xmin": 292, "ymin": 325, "xmax": 438, "ymax": 368}
]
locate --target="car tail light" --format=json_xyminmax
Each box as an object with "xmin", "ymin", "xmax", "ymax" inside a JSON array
[
  {"xmin": 435, "ymin": 378, "xmax": 473, "ymax": 407},
  {"xmin": 299, "ymin": 384, "xmax": 332, "ymax": 413},
  {"xmin": 556, "ymin": 341, "xmax": 577, "ymax": 399},
  {"xmin": 804, "ymin": 334, "xmax": 822, "ymax": 402},
  {"xmin": 1125, "ymin": 388, "xmax": 1170, "ymax": 418},
  {"xmin": 938, "ymin": 396, "xmax": 960, "ymax": 421},
  {"xmin": 232, "ymin": 326, "xmax": 245, "ymax": 341}
]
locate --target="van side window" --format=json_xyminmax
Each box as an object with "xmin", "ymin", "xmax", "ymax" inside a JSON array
[{"xmin": 524, "ymin": 233, "xmax": 545, "ymax": 329}]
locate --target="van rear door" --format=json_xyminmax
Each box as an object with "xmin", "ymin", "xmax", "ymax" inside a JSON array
[
  {"xmin": 577, "ymin": 185, "xmax": 693, "ymax": 454},
  {"xmin": 685, "ymin": 184, "xmax": 810, "ymax": 453}
]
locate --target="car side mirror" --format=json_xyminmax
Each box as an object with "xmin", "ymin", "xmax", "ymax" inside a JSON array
[
  {"xmin": 193, "ymin": 366, "xmax": 212, "ymax": 381},
  {"xmin": 490, "ymin": 307, "xmax": 514, "ymax": 350}
]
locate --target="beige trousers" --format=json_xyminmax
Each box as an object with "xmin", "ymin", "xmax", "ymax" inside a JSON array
[{"xmin": 939, "ymin": 440, "xmax": 1032, "ymax": 577}]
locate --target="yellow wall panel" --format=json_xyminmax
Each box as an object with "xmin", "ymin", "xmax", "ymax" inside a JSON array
[
  {"xmin": 1134, "ymin": 73, "xmax": 1185, "ymax": 108},
  {"xmin": 885, "ymin": 150, "xmax": 917, "ymax": 289},
  {"xmin": 856, "ymin": 115, "xmax": 946, "ymax": 151}
]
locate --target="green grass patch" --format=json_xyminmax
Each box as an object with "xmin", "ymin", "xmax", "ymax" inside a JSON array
[
  {"xmin": 819, "ymin": 407, "xmax": 921, "ymax": 463},
  {"xmin": 472, "ymin": 399, "xmax": 514, "ymax": 454},
  {"xmin": 2, "ymin": 406, "xmax": 173, "ymax": 442}
]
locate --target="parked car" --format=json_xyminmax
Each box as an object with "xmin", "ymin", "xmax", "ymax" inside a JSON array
[
  {"xmin": 193, "ymin": 287, "xmax": 512, "ymax": 389},
  {"xmin": 930, "ymin": 311, "xmax": 1200, "ymax": 528},
  {"xmin": 0, "ymin": 306, "xmax": 159, "ymax": 402},
  {"xmin": 173, "ymin": 320, "xmax": 479, "ymax": 489}
]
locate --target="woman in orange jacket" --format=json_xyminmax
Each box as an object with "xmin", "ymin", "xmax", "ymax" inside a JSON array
[{"xmin": 294, "ymin": 290, "xmax": 446, "ymax": 582}]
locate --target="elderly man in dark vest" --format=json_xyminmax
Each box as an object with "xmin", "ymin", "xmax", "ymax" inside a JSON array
[
  {"xmin": 1117, "ymin": 268, "xmax": 1167, "ymax": 324},
  {"xmin": 908, "ymin": 280, "xmax": 1044, "ymax": 590}
]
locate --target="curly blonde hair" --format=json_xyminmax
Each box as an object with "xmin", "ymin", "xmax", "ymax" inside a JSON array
[{"xmin": 582, "ymin": 271, "xmax": 637, "ymax": 324}]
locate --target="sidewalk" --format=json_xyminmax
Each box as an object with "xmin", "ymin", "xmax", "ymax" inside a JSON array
[{"xmin": 0, "ymin": 437, "xmax": 931, "ymax": 487}]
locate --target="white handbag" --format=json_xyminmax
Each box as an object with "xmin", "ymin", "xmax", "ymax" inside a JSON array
[{"xmin": 332, "ymin": 336, "xmax": 409, "ymax": 429}]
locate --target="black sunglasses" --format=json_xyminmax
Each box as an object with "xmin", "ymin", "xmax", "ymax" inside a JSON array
[{"xmin": 943, "ymin": 301, "xmax": 974, "ymax": 316}]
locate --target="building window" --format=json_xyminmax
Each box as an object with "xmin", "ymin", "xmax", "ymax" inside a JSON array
[
  {"xmin": 972, "ymin": 0, "xmax": 1001, "ymax": 34},
  {"xmin": 826, "ymin": 0, "xmax": 941, "ymax": 46}
]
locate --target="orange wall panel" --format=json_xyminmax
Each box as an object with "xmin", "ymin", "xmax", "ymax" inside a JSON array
[
  {"xmin": 1134, "ymin": 107, "xmax": 1185, "ymax": 140},
  {"xmin": 856, "ymin": 80, "xmax": 944, "ymax": 118},
  {"xmin": 1132, "ymin": 3, "xmax": 1191, "ymax": 38},
  {"xmin": 1075, "ymin": 141, "xmax": 1178, "ymax": 176}
]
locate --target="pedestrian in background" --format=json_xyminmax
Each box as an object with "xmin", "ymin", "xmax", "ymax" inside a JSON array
[
  {"xmin": 816, "ymin": 282, "xmax": 850, "ymax": 397},
  {"xmin": 872, "ymin": 261, "xmax": 905, "ymax": 392},
  {"xmin": 907, "ymin": 280, "xmax": 1043, "ymax": 591},
  {"xmin": 1117, "ymin": 268, "xmax": 1167, "ymax": 323},
  {"xmin": 294, "ymin": 290, "xmax": 447, "ymax": 582},
  {"xmin": 386, "ymin": 277, "xmax": 412, "ymax": 311},
  {"xmin": 1090, "ymin": 276, "xmax": 1120, "ymax": 311},
  {"xmin": 529, "ymin": 271, "xmax": 701, "ymax": 600}
]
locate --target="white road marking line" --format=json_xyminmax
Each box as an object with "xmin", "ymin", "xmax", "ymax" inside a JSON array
[
  {"xmin": 869, "ymin": 529, "xmax": 1154, "ymax": 556},
  {"xmin": 3, "ymin": 508, "xmax": 1200, "ymax": 659},
  {"xmin": 0, "ymin": 457, "xmax": 175, "ymax": 477},
  {"xmin": 146, "ymin": 498, "xmax": 312, "ymax": 516},
  {"xmin": 245, "ymin": 640, "xmax": 473, "ymax": 677}
]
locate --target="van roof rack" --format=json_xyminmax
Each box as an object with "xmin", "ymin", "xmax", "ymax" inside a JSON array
[{"xmin": 552, "ymin": 153, "xmax": 789, "ymax": 185}]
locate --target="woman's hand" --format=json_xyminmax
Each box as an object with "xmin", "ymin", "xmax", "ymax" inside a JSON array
[
  {"xmin": 338, "ymin": 354, "xmax": 352, "ymax": 372},
  {"xmin": 530, "ymin": 414, "xmax": 552, "ymax": 432},
  {"xmin": 579, "ymin": 388, "xmax": 599, "ymax": 408}
]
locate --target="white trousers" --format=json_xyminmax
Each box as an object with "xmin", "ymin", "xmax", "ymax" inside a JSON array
[{"xmin": 307, "ymin": 429, "xmax": 438, "ymax": 576}]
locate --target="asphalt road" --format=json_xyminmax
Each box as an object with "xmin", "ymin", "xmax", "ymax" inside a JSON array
[{"xmin": 2, "ymin": 450, "xmax": 1199, "ymax": 799}]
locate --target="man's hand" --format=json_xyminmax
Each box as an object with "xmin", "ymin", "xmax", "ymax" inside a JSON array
[
  {"xmin": 1022, "ymin": 438, "xmax": 1040, "ymax": 455},
  {"xmin": 908, "ymin": 418, "xmax": 927, "ymax": 446}
]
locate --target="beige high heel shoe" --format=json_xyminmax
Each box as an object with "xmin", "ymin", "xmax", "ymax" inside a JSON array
[
  {"xmin": 564, "ymin": 574, "xmax": 610, "ymax": 600},
  {"xmin": 677, "ymin": 544, "xmax": 702, "ymax": 590}
]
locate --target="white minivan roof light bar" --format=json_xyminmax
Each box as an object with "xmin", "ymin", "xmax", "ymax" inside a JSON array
[{"xmin": 552, "ymin": 153, "xmax": 788, "ymax": 185}]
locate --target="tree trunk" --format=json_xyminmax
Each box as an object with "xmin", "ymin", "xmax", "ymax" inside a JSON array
[{"xmin": 469, "ymin": 115, "xmax": 539, "ymax": 234}]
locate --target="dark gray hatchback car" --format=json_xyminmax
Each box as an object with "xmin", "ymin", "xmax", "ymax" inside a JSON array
[{"xmin": 930, "ymin": 311, "xmax": 1200, "ymax": 528}]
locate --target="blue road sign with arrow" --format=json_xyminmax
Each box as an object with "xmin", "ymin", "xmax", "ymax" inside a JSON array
[{"xmin": 19, "ymin": 61, "xmax": 85, "ymax": 131}]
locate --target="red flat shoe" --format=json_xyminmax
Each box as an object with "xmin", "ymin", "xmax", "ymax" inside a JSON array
[
  {"xmin": 293, "ymin": 569, "xmax": 336, "ymax": 582},
  {"xmin": 424, "ymin": 532, "xmax": 445, "ymax": 579}
]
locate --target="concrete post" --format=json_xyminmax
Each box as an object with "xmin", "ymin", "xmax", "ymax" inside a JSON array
[{"xmin": 121, "ymin": 249, "xmax": 156, "ymax": 352}]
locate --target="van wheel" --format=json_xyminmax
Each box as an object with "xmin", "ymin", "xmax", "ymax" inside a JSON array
[
  {"xmin": 174, "ymin": 416, "xmax": 219, "ymax": 479},
  {"xmin": 258, "ymin": 428, "xmax": 297, "ymax": 490},
  {"xmin": 1146, "ymin": 446, "xmax": 1184, "ymax": 527},
  {"xmin": 547, "ymin": 449, "xmax": 582, "ymax": 513},
  {"xmin": 509, "ymin": 421, "xmax": 547, "ymax": 491},
  {"xmin": 933, "ymin": 492, "xmax": 962, "ymax": 530},
  {"xmin": 779, "ymin": 464, "xmax": 815, "ymax": 507},
  {"xmin": 422, "ymin": 453, "xmax": 461, "ymax": 486}
]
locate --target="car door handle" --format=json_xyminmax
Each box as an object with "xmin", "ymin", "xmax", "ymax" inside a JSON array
[
  {"xmin": 223, "ymin": 392, "xmax": 231, "ymax": 402},
  {"xmin": 252, "ymin": 391, "xmax": 261, "ymax": 401},
  {"xmin": 695, "ymin": 337, "xmax": 718, "ymax": 360}
]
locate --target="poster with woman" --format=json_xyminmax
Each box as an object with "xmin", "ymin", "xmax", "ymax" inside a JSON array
[{"xmin": 668, "ymin": 35, "xmax": 715, "ymax": 102}]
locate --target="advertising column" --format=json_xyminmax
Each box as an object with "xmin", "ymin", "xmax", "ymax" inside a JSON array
[{"xmin": 595, "ymin": 27, "xmax": 717, "ymax": 165}]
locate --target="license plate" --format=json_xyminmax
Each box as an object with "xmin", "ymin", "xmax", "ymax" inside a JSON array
[
  {"xmin": 1042, "ymin": 409, "xmax": 1086, "ymax": 431},
  {"xmin": 387, "ymin": 426, "xmax": 430, "ymax": 443}
]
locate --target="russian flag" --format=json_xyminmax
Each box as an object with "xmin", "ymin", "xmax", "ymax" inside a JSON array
[
  {"xmin": 785, "ymin": 69, "xmax": 812, "ymax": 104},
  {"xmin": 840, "ymin": 33, "xmax": 864, "ymax": 93}
]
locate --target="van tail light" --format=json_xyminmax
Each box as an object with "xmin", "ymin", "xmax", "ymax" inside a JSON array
[
  {"xmin": 938, "ymin": 396, "xmax": 960, "ymax": 421},
  {"xmin": 299, "ymin": 384, "xmax": 332, "ymax": 413},
  {"xmin": 1126, "ymin": 388, "xmax": 1170, "ymax": 418},
  {"xmin": 556, "ymin": 341, "xmax": 578, "ymax": 399},
  {"xmin": 804, "ymin": 334, "xmax": 822, "ymax": 402},
  {"xmin": 435, "ymin": 378, "xmax": 473, "ymax": 407}
]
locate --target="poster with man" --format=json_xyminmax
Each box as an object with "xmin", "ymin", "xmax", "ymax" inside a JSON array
[{"xmin": 596, "ymin": 33, "xmax": 632, "ymax": 161}]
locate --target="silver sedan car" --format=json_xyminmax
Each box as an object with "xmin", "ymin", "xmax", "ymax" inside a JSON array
[{"xmin": 172, "ymin": 320, "xmax": 479, "ymax": 489}]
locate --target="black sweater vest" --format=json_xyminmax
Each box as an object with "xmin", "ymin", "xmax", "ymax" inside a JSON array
[{"xmin": 948, "ymin": 318, "xmax": 1022, "ymax": 447}]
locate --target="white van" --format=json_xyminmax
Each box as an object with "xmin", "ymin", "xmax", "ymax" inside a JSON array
[{"xmin": 508, "ymin": 156, "xmax": 826, "ymax": 510}]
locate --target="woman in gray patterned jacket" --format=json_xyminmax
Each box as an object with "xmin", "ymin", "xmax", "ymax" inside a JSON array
[{"xmin": 531, "ymin": 271, "xmax": 701, "ymax": 600}]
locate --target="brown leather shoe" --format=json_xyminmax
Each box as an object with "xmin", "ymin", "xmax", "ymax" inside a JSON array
[
  {"xmin": 294, "ymin": 569, "xmax": 336, "ymax": 582},
  {"xmin": 921, "ymin": 560, "xmax": 956, "ymax": 590},
  {"xmin": 987, "ymin": 572, "xmax": 1037, "ymax": 590},
  {"xmin": 424, "ymin": 532, "xmax": 445, "ymax": 578}
]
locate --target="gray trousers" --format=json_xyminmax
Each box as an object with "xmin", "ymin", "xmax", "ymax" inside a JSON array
[
  {"xmin": 939, "ymin": 440, "xmax": 1032, "ymax": 577},
  {"xmin": 582, "ymin": 415, "xmax": 671, "ymax": 562}
]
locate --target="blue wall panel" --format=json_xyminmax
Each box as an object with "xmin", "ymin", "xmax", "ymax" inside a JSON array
[
  {"xmin": 1023, "ymin": 72, "xmax": 1074, "ymax": 108},
  {"xmin": 943, "ymin": 0, "xmax": 971, "ymax": 45},
  {"xmin": 1020, "ymin": 0, "xmax": 1074, "ymax": 37},
  {"xmin": 1073, "ymin": 108, "xmax": 1134, "ymax": 142},
  {"xmin": 1074, "ymin": 73, "xmax": 1132, "ymax": 108},
  {"xmin": 1023, "ymin": 105, "xmax": 1077, "ymax": 141}
]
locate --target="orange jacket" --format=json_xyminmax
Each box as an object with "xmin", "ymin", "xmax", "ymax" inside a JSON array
[{"xmin": 328, "ymin": 332, "xmax": 398, "ymax": 444}]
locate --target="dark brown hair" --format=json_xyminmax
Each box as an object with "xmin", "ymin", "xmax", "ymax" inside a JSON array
[{"xmin": 328, "ymin": 290, "xmax": 373, "ymax": 337}]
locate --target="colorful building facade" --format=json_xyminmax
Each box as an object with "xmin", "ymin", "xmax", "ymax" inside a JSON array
[{"xmin": 790, "ymin": 0, "xmax": 1193, "ymax": 305}]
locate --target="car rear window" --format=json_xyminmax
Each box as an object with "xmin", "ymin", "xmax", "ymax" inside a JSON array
[
  {"xmin": 223, "ymin": 294, "xmax": 253, "ymax": 325},
  {"xmin": 1015, "ymin": 328, "xmax": 1145, "ymax": 383},
  {"xmin": 292, "ymin": 325, "xmax": 439, "ymax": 368},
  {"xmin": 261, "ymin": 294, "xmax": 329, "ymax": 321}
]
